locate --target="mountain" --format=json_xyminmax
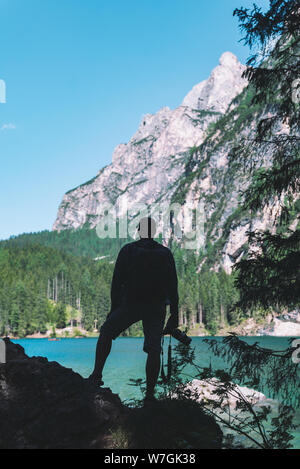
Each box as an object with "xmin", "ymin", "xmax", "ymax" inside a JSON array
[
  {"xmin": 53, "ymin": 53, "xmax": 254, "ymax": 269},
  {"xmin": 51, "ymin": 50, "xmax": 299, "ymax": 274}
]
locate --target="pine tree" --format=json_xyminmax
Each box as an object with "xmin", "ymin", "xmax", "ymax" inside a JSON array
[
  {"xmin": 33, "ymin": 295, "xmax": 48, "ymax": 334},
  {"xmin": 17, "ymin": 311, "xmax": 26, "ymax": 338},
  {"xmin": 10, "ymin": 303, "xmax": 20, "ymax": 336},
  {"xmin": 56, "ymin": 303, "xmax": 67, "ymax": 329},
  {"xmin": 232, "ymin": 0, "xmax": 300, "ymax": 309}
]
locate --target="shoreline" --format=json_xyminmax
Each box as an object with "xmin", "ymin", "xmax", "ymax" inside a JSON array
[
  {"xmin": 5, "ymin": 330, "xmax": 300, "ymax": 340},
  {"xmin": 3, "ymin": 313, "xmax": 300, "ymax": 340}
]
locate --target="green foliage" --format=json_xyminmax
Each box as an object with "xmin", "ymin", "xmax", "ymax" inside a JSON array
[
  {"xmin": 0, "ymin": 228, "xmax": 245, "ymax": 337},
  {"xmin": 50, "ymin": 325, "xmax": 56, "ymax": 339},
  {"xmin": 201, "ymin": 85, "xmax": 262, "ymax": 153},
  {"xmin": 234, "ymin": 229, "xmax": 300, "ymax": 310},
  {"xmin": 55, "ymin": 303, "xmax": 67, "ymax": 329},
  {"xmin": 130, "ymin": 336, "xmax": 298, "ymax": 449},
  {"xmin": 207, "ymin": 334, "xmax": 300, "ymax": 408},
  {"xmin": 72, "ymin": 328, "xmax": 85, "ymax": 337},
  {"xmin": 132, "ymin": 135, "xmax": 156, "ymax": 146},
  {"xmin": 0, "ymin": 227, "xmax": 129, "ymax": 259},
  {"xmin": 232, "ymin": 0, "xmax": 300, "ymax": 310},
  {"xmin": 0, "ymin": 242, "xmax": 114, "ymax": 337},
  {"xmin": 173, "ymin": 246, "xmax": 240, "ymax": 334}
]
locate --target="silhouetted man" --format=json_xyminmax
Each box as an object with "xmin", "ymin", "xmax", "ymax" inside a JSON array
[{"xmin": 89, "ymin": 216, "xmax": 179, "ymax": 403}]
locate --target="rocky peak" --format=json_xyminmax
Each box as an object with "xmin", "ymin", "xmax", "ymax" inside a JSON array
[{"xmin": 181, "ymin": 51, "xmax": 247, "ymax": 112}]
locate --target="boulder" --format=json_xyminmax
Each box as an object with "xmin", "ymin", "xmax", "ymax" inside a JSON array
[
  {"xmin": 0, "ymin": 338, "xmax": 125, "ymax": 449},
  {"xmin": 187, "ymin": 378, "xmax": 266, "ymax": 409}
]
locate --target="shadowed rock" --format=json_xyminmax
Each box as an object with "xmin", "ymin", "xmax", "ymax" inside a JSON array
[
  {"xmin": 0, "ymin": 339, "xmax": 125, "ymax": 449},
  {"xmin": 124, "ymin": 399, "xmax": 223, "ymax": 449},
  {"xmin": 0, "ymin": 339, "xmax": 223, "ymax": 449}
]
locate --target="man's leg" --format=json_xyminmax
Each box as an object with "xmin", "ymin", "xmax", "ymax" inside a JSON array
[
  {"xmin": 89, "ymin": 304, "xmax": 139, "ymax": 385},
  {"xmin": 145, "ymin": 350, "xmax": 161, "ymax": 398},
  {"xmin": 143, "ymin": 304, "xmax": 166, "ymax": 399},
  {"xmin": 90, "ymin": 332, "xmax": 112, "ymax": 384}
]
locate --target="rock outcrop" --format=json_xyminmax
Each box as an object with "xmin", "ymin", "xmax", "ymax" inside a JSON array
[
  {"xmin": 187, "ymin": 378, "xmax": 267, "ymax": 409},
  {"xmin": 182, "ymin": 52, "xmax": 247, "ymax": 112},
  {"xmin": 186, "ymin": 378, "xmax": 282, "ymax": 449},
  {"xmin": 0, "ymin": 338, "xmax": 125, "ymax": 449},
  {"xmin": 0, "ymin": 339, "xmax": 223, "ymax": 449}
]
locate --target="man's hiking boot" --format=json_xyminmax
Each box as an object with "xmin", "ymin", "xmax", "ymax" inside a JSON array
[
  {"xmin": 143, "ymin": 393, "xmax": 158, "ymax": 407},
  {"xmin": 87, "ymin": 374, "xmax": 104, "ymax": 387}
]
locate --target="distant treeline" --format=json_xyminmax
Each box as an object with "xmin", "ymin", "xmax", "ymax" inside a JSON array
[
  {"xmin": 0, "ymin": 228, "xmax": 246, "ymax": 337},
  {"xmin": 1, "ymin": 228, "xmax": 128, "ymax": 259}
]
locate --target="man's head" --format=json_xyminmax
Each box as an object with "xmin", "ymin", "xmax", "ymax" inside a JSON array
[{"xmin": 138, "ymin": 217, "xmax": 156, "ymax": 239}]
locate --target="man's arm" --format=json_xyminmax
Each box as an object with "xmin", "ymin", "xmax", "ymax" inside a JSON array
[
  {"xmin": 164, "ymin": 249, "xmax": 179, "ymax": 332},
  {"xmin": 110, "ymin": 245, "xmax": 129, "ymax": 312}
]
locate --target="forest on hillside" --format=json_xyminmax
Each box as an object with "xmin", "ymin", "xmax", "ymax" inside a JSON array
[
  {"xmin": 1, "ymin": 0, "xmax": 299, "ymax": 339},
  {"xmin": 0, "ymin": 230, "xmax": 243, "ymax": 337}
]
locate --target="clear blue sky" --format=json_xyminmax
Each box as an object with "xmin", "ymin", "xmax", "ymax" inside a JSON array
[{"xmin": 0, "ymin": 0, "xmax": 269, "ymax": 240}]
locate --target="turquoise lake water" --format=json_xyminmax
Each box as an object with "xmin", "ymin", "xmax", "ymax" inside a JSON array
[
  {"xmin": 13, "ymin": 336, "xmax": 294, "ymax": 400},
  {"xmin": 13, "ymin": 336, "xmax": 299, "ymax": 448}
]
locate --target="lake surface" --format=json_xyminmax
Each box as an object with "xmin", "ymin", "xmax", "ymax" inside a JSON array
[
  {"xmin": 12, "ymin": 336, "xmax": 300, "ymax": 449},
  {"xmin": 13, "ymin": 336, "xmax": 294, "ymax": 401}
]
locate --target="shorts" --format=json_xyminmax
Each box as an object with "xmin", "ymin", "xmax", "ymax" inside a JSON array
[{"xmin": 100, "ymin": 301, "xmax": 166, "ymax": 354}]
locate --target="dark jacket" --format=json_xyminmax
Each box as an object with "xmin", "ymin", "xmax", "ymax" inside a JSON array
[{"xmin": 110, "ymin": 238, "xmax": 179, "ymax": 318}]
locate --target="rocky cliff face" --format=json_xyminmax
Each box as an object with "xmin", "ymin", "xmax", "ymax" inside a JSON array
[{"xmin": 53, "ymin": 51, "xmax": 274, "ymax": 271}]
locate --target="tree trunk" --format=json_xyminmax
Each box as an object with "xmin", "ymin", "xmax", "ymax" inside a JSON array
[
  {"xmin": 221, "ymin": 304, "xmax": 225, "ymax": 328},
  {"xmin": 199, "ymin": 303, "xmax": 203, "ymax": 325}
]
